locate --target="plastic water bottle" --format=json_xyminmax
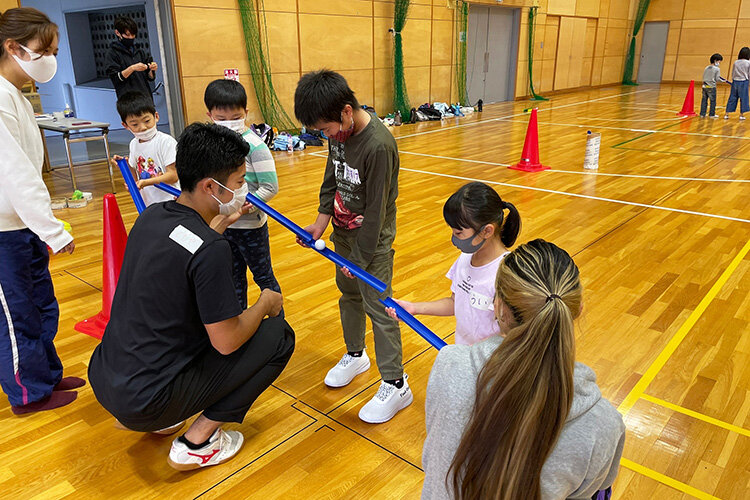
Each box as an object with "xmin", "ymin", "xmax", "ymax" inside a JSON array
[
  {"xmin": 63, "ymin": 103, "xmax": 73, "ymax": 118},
  {"xmin": 287, "ymin": 134, "xmax": 294, "ymax": 152},
  {"xmin": 394, "ymin": 110, "xmax": 402, "ymax": 126}
]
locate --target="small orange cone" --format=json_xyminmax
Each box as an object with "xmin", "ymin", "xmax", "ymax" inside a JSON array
[
  {"xmin": 508, "ymin": 108, "xmax": 550, "ymax": 172},
  {"xmin": 74, "ymin": 194, "xmax": 127, "ymax": 340},
  {"xmin": 677, "ymin": 80, "xmax": 698, "ymax": 117}
]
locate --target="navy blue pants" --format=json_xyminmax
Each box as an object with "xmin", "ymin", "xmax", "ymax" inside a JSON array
[
  {"xmin": 726, "ymin": 80, "xmax": 749, "ymax": 113},
  {"xmin": 224, "ymin": 223, "xmax": 280, "ymax": 309},
  {"xmin": 0, "ymin": 229, "xmax": 63, "ymax": 407}
]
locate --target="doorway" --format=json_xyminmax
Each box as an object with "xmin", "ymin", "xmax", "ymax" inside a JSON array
[
  {"xmin": 466, "ymin": 5, "xmax": 520, "ymax": 105},
  {"xmin": 638, "ymin": 21, "xmax": 669, "ymax": 83}
]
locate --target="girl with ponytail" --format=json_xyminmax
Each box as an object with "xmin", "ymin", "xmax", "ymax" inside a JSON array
[
  {"xmin": 386, "ymin": 182, "xmax": 521, "ymax": 345},
  {"xmin": 422, "ymin": 239, "xmax": 625, "ymax": 500}
]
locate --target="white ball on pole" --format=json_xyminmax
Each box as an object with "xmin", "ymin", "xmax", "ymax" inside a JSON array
[{"xmin": 314, "ymin": 239, "xmax": 326, "ymax": 251}]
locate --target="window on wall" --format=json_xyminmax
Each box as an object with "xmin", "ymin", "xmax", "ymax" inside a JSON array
[{"xmin": 66, "ymin": 5, "xmax": 152, "ymax": 86}]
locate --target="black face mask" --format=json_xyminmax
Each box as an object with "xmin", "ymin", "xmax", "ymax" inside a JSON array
[{"xmin": 120, "ymin": 37, "xmax": 135, "ymax": 49}]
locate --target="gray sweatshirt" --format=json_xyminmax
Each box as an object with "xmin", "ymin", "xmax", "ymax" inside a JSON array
[{"xmin": 422, "ymin": 336, "xmax": 625, "ymax": 500}]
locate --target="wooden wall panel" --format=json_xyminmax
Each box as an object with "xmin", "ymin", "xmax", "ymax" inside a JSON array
[
  {"xmin": 683, "ymin": 0, "xmax": 741, "ymax": 20},
  {"xmin": 169, "ymin": 0, "xmax": 646, "ymax": 125},
  {"xmin": 0, "ymin": 0, "xmax": 18, "ymax": 12}
]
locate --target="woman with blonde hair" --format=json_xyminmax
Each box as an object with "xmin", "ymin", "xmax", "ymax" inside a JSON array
[{"xmin": 422, "ymin": 239, "xmax": 625, "ymax": 499}]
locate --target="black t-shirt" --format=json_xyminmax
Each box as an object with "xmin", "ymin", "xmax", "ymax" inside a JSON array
[{"xmin": 88, "ymin": 201, "xmax": 241, "ymax": 421}]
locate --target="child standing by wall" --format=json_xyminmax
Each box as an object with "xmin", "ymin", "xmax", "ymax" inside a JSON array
[
  {"xmin": 724, "ymin": 47, "xmax": 750, "ymax": 120},
  {"xmin": 386, "ymin": 182, "xmax": 521, "ymax": 346},
  {"xmin": 204, "ymin": 79, "xmax": 281, "ymax": 306},
  {"xmin": 294, "ymin": 70, "xmax": 409, "ymax": 424},
  {"xmin": 701, "ymin": 53, "xmax": 729, "ymax": 118},
  {"xmin": 113, "ymin": 91, "xmax": 179, "ymax": 206}
]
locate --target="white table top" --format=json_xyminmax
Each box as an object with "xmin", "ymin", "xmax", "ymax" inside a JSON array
[{"xmin": 37, "ymin": 117, "xmax": 110, "ymax": 133}]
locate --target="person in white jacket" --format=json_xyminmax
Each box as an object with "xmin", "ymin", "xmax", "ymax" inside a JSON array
[{"xmin": 0, "ymin": 7, "xmax": 84, "ymax": 415}]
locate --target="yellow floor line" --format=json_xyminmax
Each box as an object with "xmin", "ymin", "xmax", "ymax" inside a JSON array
[
  {"xmin": 620, "ymin": 458, "xmax": 721, "ymax": 500},
  {"xmin": 618, "ymin": 238, "xmax": 750, "ymax": 416},
  {"xmin": 642, "ymin": 394, "xmax": 750, "ymax": 437}
]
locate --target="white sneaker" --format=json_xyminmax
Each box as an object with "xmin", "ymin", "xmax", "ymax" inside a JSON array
[
  {"xmin": 358, "ymin": 374, "xmax": 413, "ymax": 424},
  {"xmin": 167, "ymin": 428, "xmax": 244, "ymax": 471},
  {"xmin": 324, "ymin": 350, "xmax": 371, "ymax": 388}
]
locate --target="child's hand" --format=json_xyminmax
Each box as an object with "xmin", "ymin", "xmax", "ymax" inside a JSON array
[
  {"xmin": 298, "ymin": 222, "xmax": 325, "ymax": 248},
  {"xmin": 56, "ymin": 241, "xmax": 75, "ymax": 255},
  {"xmin": 135, "ymin": 179, "xmax": 147, "ymax": 190},
  {"xmin": 385, "ymin": 299, "xmax": 415, "ymax": 321},
  {"xmin": 340, "ymin": 266, "xmax": 355, "ymax": 279}
]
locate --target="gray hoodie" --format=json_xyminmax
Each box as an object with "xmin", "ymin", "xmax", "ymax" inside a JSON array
[{"xmin": 422, "ymin": 336, "xmax": 625, "ymax": 500}]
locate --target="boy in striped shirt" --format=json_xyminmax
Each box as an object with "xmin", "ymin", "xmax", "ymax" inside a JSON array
[{"xmin": 204, "ymin": 79, "xmax": 281, "ymax": 306}]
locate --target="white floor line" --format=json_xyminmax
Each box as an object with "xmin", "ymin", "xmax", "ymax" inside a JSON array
[
  {"xmin": 500, "ymin": 119, "xmax": 750, "ymax": 141},
  {"xmin": 398, "ymin": 150, "xmax": 750, "ymax": 183},
  {"xmin": 392, "ymin": 88, "xmax": 653, "ymax": 141},
  {"xmin": 400, "ymin": 150, "xmax": 510, "ymax": 166},
  {"xmin": 316, "ymin": 149, "xmax": 750, "ymax": 183},
  {"xmin": 578, "ymin": 116, "xmax": 687, "ymax": 122},
  {"xmin": 400, "ymin": 167, "xmax": 750, "ymax": 224}
]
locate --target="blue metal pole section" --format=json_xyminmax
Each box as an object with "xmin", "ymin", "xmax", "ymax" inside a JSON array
[
  {"xmin": 154, "ymin": 182, "xmax": 388, "ymax": 293},
  {"xmin": 152, "ymin": 182, "xmax": 445, "ymax": 350},
  {"xmin": 115, "ymin": 158, "xmax": 147, "ymax": 214},
  {"xmin": 380, "ymin": 297, "xmax": 448, "ymax": 350}
]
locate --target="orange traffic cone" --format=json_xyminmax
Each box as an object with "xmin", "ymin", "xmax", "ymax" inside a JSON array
[
  {"xmin": 677, "ymin": 80, "xmax": 697, "ymax": 117},
  {"xmin": 74, "ymin": 194, "xmax": 127, "ymax": 340},
  {"xmin": 508, "ymin": 108, "xmax": 550, "ymax": 172}
]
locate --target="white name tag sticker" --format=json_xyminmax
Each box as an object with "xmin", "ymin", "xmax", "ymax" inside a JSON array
[
  {"xmin": 169, "ymin": 224, "xmax": 203, "ymax": 254},
  {"xmin": 469, "ymin": 291, "xmax": 494, "ymax": 311}
]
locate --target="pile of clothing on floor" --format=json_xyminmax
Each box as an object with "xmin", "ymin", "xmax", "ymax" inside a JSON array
[{"xmin": 411, "ymin": 103, "xmax": 475, "ymax": 122}]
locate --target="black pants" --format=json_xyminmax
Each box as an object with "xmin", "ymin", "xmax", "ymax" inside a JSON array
[
  {"xmin": 123, "ymin": 316, "xmax": 294, "ymax": 432},
  {"xmin": 700, "ymin": 87, "xmax": 717, "ymax": 116},
  {"xmin": 225, "ymin": 224, "xmax": 281, "ymax": 309}
]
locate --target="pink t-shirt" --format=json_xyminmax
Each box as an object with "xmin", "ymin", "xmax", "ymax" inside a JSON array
[{"xmin": 446, "ymin": 252, "xmax": 509, "ymax": 345}]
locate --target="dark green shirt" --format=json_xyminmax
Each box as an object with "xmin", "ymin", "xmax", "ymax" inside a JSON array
[{"xmin": 318, "ymin": 113, "xmax": 399, "ymax": 267}]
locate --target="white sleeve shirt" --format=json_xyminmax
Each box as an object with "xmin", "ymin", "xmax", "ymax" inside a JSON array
[{"xmin": 0, "ymin": 75, "xmax": 72, "ymax": 252}]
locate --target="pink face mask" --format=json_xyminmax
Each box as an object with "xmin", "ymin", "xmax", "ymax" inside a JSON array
[{"xmin": 333, "ymin": 112, "xmax": 355, "ymax": 142}]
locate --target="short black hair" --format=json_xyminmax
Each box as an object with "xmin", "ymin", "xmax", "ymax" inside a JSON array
[
  {"xmin": 739, "ymin": 47, "xmax": 750, "ymax": 60},
  {"xmin": 294, "ymin": 69, "xmax": 360, "ymax": 127},
  {"xmin": 710, "ymin": 53, "xmax": 723, "ymax": 64},
  {"xmin": 176, "ymin": 122, "xmax": 250, "ymax": 192},
  {"xmin": 114, "ymin": 16, "xmax": 137, "ymax": 36},
  {"xmin": 204, "ymin": 79, "xmax": 247, "ymax": 111},
  {"xmin": 116, "ymin": 91, "xmax": 155, "ymax": 122}
]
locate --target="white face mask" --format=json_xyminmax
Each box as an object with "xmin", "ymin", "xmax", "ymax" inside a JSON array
[
  {"xmin": 132, "ymin": 125, "xmax": 158, "ymax": 142},
  {"xmin": 211, "ymin": 178, "xmax": 248, "ymax": 215},
  {"xmin": 13, "ymin": 44, "xmax": 57, "ymax": 83},
  {"xmin": 214, "ymin": 118, "xmax": 246, "ymax": 134}
]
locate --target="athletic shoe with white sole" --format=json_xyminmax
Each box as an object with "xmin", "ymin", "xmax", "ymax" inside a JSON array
[
  {"xmin": 324, "ymin": 350, "xmax": 371, "ymax": 388},
  {"xmin": 167, "ymin": 428, "xmax": 244, "ymax": 471},
  {"xmin": 358, "ymin": 374, "xmax": 413, "ymax": 424}
]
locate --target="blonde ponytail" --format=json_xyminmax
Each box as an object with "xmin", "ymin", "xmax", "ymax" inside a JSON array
[{"xmin": 449, "ymin": 239, "xmax": 581, "ymax": 500}]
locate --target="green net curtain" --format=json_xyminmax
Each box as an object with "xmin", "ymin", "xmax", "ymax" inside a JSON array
[
  {"xmin": 528, "ymin": 7, "xmax": 548, "ymax": 101},
  {"xmin": 622, "ymin": 0, "xmax": 651, "ymax": 85},
  {"xmin": 394, "ymin": 0, "xmax": 411, "ymax": 117},
  {"xmin": 238, "ymin": 0, "xmax": 296, "ymax": 132},
  {"xmin": 454, "ymin": 1, "xmax": 468, "ymax": 106}
]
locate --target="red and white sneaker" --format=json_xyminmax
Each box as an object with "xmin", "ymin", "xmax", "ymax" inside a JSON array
[{"xmin": 167, "ymin": 428, "xmax": 244, "ymax": 471}]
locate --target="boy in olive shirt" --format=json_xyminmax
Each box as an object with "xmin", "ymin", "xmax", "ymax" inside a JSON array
[{"xmin": 294, "ymin": 70, "xmax": 410, "ymax": 424}]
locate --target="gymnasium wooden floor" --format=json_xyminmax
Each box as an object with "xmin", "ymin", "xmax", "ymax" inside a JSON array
[{"xmin": 2, "ymin": 84, "xmax": 748, "ymax": 499}]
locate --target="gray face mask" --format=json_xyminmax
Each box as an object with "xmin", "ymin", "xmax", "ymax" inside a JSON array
[{"xmin": 451, "ymin": 226, "xmax": 487, "ymax": 254}]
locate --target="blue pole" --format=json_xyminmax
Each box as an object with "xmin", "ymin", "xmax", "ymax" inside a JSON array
[
  {"xmin": 154, "ymin": 182, "xmax": 388, "ymax": 293},
  {"xmin": 115, "ymin": 158, "xmax": 147, "ymax": 214},
  {"xmin": 380, "ymin": 298, "xmax": 447, "ymax": 350},
  {"xmin": 152, "ymin": 182, "xmax": 445, "ymax": 350}
]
